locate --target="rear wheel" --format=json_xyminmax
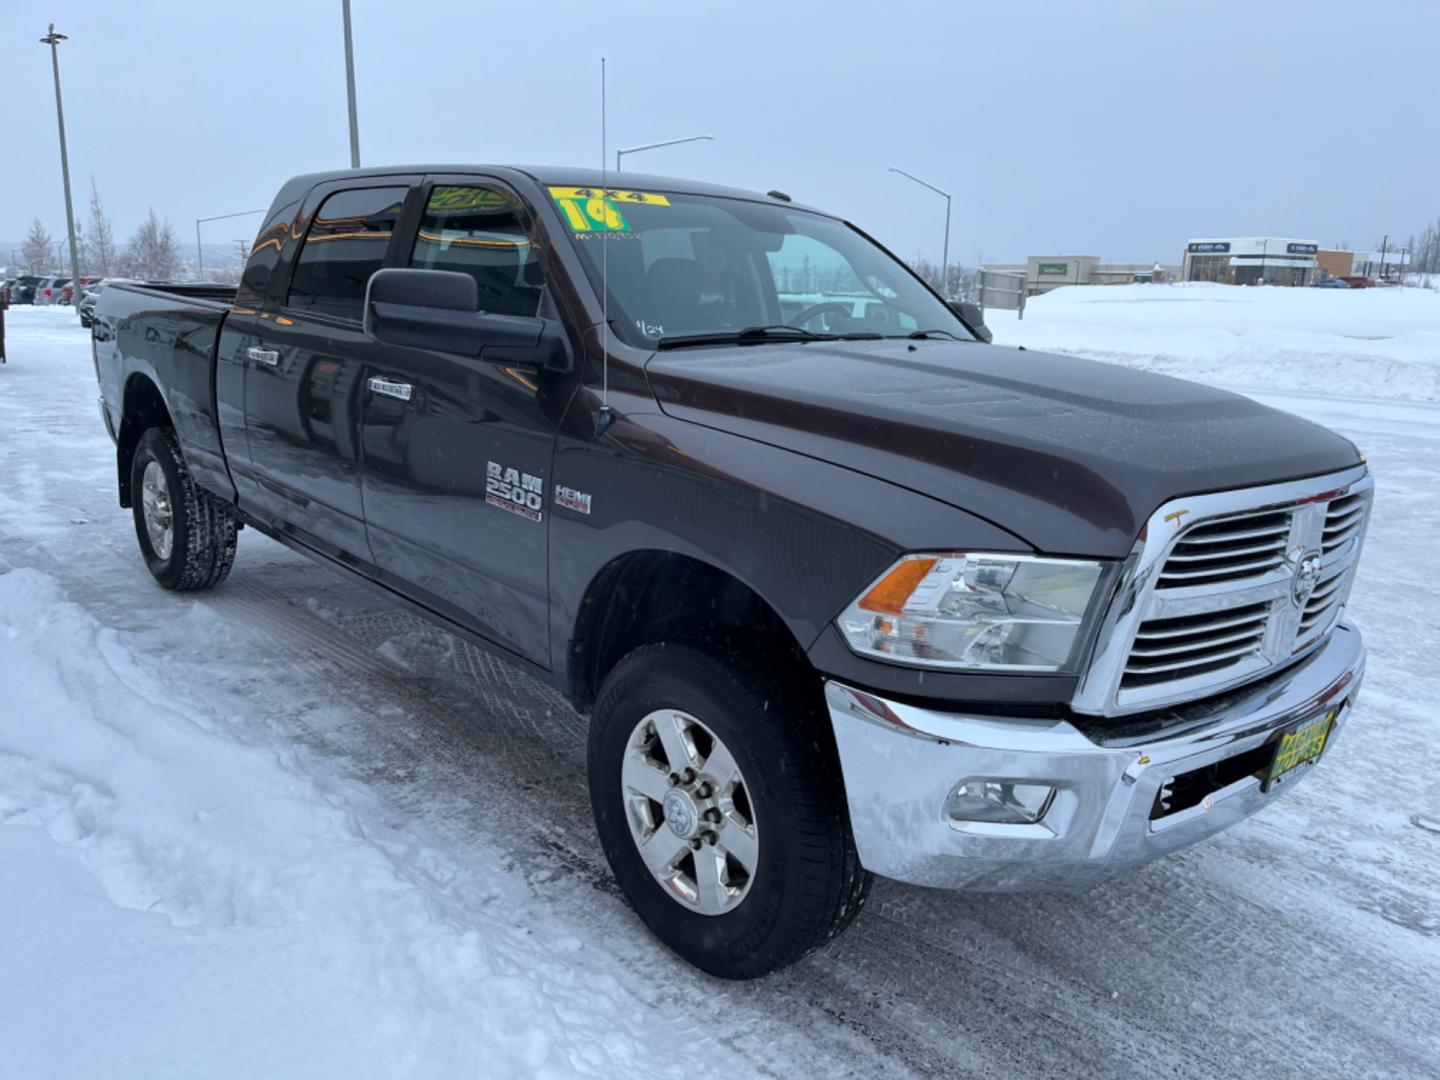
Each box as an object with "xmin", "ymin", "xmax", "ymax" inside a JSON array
[
  {"xmin": 588, "ymin": 643, "xmax": 870, "ymax": 978},
  {"xmin": 130, "ymin": 427, "xmax": 238, "ymax": 591}
]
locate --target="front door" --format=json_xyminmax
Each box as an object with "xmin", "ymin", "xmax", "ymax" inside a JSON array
[
  {"xmin": 360, "ymin": 179, "xmax": 572, "ymax": 667},
  {"xmin": 241, "ymin": 181, "xmax": 413, "ymax": 559}
]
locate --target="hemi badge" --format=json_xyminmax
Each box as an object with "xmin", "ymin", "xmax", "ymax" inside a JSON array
[{"xmin": 554, "ymin": 484, "xmax": 593, "ymax": 515}]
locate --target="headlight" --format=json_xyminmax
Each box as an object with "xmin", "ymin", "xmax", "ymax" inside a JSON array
[{"xmin": 836, "ymin": 553, "xmax": 1108, "ymax": 672}]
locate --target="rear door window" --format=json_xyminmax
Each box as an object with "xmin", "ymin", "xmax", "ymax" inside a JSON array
[{"xmin": 287, "ymin": 186, "xmax": 408, "ymax": 321}]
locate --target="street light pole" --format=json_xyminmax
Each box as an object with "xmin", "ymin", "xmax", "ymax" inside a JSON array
[
  {"xmin": 889, "ymin": 167, "xmax": 951, "ymax": 297},
  {"xmin": 342, "ymin": 0, "xmax": 361, "ymax": 168},
  {"xmin": 41, "ymin": 24, "xmax": 82, "ymax": 312},
  {"xmin": 615, "ymin": 134, "xmax": 715, "ymax": 172},
  {"xmin": 195, "ymin": 209, "xmax": 268, "ymax": 280}
]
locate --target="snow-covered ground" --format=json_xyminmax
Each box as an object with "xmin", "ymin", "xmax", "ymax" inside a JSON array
[
  {"xmin": 2, "ymin": 300, "xmax": 1438, "ymax": 1078},
  {"xmin": 987, "ymin": 281, "xmax": 1440, "ymax": 401}
]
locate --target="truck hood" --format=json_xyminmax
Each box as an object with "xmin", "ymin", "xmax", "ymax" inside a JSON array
[{"xmin": 645, "ymin": 340, "xmax": 1361, "ymax": 558}]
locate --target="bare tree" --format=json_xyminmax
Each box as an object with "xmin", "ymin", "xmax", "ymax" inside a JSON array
[
  {"xmin": 910, "ymin": 253, "xmax": 975, "ymax": 301},
  {"xmin": 22, "ymin": 220, "xmax": 54, "ymax": 273},
  {"xmin": 72, "ymin": 220, "xmax": 88, "ymax": 276},
  {"xmin": 123, "ymin": 208, "xmax": 181, "ymax": 280},
  {"xmin": 84, "ymin": 179, "xmax": 117, "ymax": 276}
]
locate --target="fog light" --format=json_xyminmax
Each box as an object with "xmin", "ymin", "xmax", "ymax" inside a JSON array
[{"xmin": 947, "ymin": 781, "xmax": 1056, "ymax": 825}]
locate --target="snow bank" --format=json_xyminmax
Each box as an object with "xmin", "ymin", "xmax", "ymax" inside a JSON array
[
  {"xmin": 987, "ymin": 282, "xmax": 1440, "ymax": 401},
  {"xmin": 0, "ymin": 566, "xmax": 727, "ymax": 1079}
]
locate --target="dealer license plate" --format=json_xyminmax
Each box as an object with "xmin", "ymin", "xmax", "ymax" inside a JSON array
[{"xmin": 1263, "ymin": 707, "xmax": 1338, "ymax": 792}]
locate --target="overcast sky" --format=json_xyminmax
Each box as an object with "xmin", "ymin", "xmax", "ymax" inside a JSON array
[{"xmin": 2, "ymin": 1, "xmax": 1436, "ymax": 268}]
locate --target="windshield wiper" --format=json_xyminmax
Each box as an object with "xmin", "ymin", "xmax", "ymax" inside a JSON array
[
  {"xmin": 905, "ymin": 328, "xmax": 964, "ymax": 340},
  {"xmin": 656, "ymin": 325, "xmax": 838, "ymax": 350}
]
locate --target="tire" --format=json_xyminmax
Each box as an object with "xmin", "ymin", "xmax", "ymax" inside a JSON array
[
  {"xmin": 130, "ymin": 426, "xmax": 239, "ymax": 591},
  {"xmin": 588, "ymin": 642, "xmax": 871, "ymax": 978}
]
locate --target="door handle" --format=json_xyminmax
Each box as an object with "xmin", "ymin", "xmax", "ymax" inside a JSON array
[
  {"xmin": 246, "ymin": 346, "xmax": 280, "ymax": 367},
  {"xmin": 368, "ymin": 376, "xmax": 413, "ymax": 402}
]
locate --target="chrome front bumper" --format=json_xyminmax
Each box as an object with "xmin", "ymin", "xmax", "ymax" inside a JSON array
[{"xmin": 826, "ymin": 620, "xmax": 1365, "ymax": 891}]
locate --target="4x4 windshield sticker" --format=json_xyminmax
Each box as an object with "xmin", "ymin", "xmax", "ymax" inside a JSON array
[{"xmin": 548, "ymin": 186, "xmax": 670, "ymax": 233}]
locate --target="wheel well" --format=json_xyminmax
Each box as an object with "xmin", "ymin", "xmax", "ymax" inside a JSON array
[
  {"xmin": 116, "ymin": 375, "xmax": 172, "ymax": 507},
  {"xmin": 569, "ymin": 552, "xmax": 814, "ymax": 713}
]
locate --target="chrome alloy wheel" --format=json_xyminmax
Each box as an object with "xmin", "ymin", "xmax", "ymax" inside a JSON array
[
  {"xmin": 140, "ymin": 460, "xmax": 174, "ymax": 561},
  {"xmin": 622, "ymin": 710, "xmax": 760, "ymax": 916}
]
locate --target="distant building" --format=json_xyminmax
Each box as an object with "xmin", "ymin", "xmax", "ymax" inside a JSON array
[
  {"xmin": 1352, "ymin": 249, "xmax": 1410, "ymax": 282},
  {"xmin": 1182, "ymin": 237, "xmax": 1318, "ymax": 286},
  {"xmin": 1316, "ymin": 249, "xmax": 1354, "ymax": 281},
  {"xmin": 981, "ymin": 256, "xmax": 1181, "ymax": 295}
]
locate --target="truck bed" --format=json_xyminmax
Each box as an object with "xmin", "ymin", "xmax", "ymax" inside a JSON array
[{"xmin": 93, "ymin": 282, "xmax": 239, "ymax": 505}]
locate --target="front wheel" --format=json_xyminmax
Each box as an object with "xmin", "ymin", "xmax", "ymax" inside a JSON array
[
  {"xmin": 588, "ymin": 643, "xmax": 870, "ymax": 978},
  {"xmin": 130, "ymin": 427, "xmax": 239, "ymax": 591}
]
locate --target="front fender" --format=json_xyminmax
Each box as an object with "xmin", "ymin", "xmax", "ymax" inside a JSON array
[{"xmin": 546, "ymin": 405, "xmax": 1030, "ymax": 698}]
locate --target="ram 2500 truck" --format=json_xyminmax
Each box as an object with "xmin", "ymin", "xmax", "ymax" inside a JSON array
[{"xmin": 92, "ymin": 166, "xmax": 1371, "ymax": 978}]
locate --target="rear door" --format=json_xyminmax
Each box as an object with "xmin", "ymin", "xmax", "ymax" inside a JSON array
[
  {"xmin": 359, "ymin": 177, "xmax": 573, "ymax": 666},
  {"xmin": 237, "ymin": 179, "xmax": 417, "ymax": 559}
]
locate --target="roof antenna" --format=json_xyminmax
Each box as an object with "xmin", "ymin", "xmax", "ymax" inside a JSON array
[{"xmin": 595, "ymin": 56, "xmax": 616, "ymax": 439}]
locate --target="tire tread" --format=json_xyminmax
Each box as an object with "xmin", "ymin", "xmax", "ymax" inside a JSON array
[
  {"xmin": 591, "ymin": 641, "xmax": 871, "ymax": 978},
  {"xmin": 134, "ymin": 427, "xmax": 239, "ymax": 591}
]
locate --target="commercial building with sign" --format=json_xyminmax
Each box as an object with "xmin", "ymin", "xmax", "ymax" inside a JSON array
[
  {"xmin": 980, "ymin": 256, "xmax": 1181, "ymax": 295},
  {"xmin": 1182, "ymin": 237, "xmax": 1318, "ymax": 287}
]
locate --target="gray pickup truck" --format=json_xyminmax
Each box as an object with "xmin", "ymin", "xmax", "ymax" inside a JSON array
[{"xmin": 93, "ymin": 165, "xmax": 1371, "ymax": 977}]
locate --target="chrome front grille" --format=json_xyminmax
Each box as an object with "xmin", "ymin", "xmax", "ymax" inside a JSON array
[
  {"xmin": 1154, "ymin": 510, "xmax": 1290, "ymax": 588},
  {"xmin": 1299, "ymin": 563, "xmax": 1349, "ymax": 635},
  {"xmin": 1121, "ymin": 602, "xmax": 1270, "ymax": 689},
  {"xmin": 1322, "ymin": 492, "xmax": 1367, "ymax": 554},
  {"xmin": 1074, "ymin": 466, "xmax": 1372, "ymax": 717}
]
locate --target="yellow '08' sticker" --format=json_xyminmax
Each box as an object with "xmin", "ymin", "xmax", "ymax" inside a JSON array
[{"xmin": 547, "ymin": 186, "xmax": 671, "ymax": 232}]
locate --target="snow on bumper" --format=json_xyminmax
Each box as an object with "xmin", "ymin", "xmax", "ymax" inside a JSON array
[{"xmin": 826, "ymin": 620, "xmax": 1365, "ymax": 890}]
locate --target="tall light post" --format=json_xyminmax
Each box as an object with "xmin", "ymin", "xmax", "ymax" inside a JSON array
[
  {"xmin": 615, "ymin": 134, "xmax": 714, "ymax": 172},
  {"xmin": 342, "ymin": 0, "xmax": 361, "ymax": 167},
  {"xmin": 41, "ymin": 24, "xmax": 82, "ymax": 312},
  {"xmin": 196, "ymin": 209, "xmax": 267, "ymax": 280},
  {"xmin": 889, "ymin": 167, "xmax": 951, "ymax": 297}
]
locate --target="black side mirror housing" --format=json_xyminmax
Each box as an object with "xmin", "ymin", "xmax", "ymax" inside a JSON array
[
  {"xmin": 948, "ymin": 299, "xmax": 993, "ymax": 343},
  {"xmin": 363, "ymin": 268, "xmax": 572, "ymax": 372}
]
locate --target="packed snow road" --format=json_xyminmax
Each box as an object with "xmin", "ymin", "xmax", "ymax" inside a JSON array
[{"xmin": 2, "ymin": 305, "xmax": 1437, "ymax": 1079}]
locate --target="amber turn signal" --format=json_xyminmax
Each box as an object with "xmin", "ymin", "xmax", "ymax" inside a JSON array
[{"xmin": 857, "ymin": 557, "xmax": 937, "ymax": 615}]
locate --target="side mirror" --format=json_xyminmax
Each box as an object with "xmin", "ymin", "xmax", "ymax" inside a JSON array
[
  {"xmin": 363, "ymin": 268, "xmax": 572, "ymax": 372},
  {"xmin": 949, "ymin": 299, "xmax": 992, "ymax": 343}
]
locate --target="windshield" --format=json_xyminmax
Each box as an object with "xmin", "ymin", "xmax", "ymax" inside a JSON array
[{"xmin": 551, "ymin": 185, "xmax": 973, "ymax": 348}]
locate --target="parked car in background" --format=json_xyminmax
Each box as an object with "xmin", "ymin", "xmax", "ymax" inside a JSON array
[
  {"xmin": 79, "ymin": 278, "xmax": 136, "ymax": 328},
  {"xmin": 1, "ymin": 278, "xmax": 15, "ymax": 304},
  {"xmin": 8, "ymin": 275, "xmax": 42, "ymax": 305},
  {"xmin": 1316, "ymin": 278, "xmax": 1351, "ymax": 289},
  {"xmin": 60, "ymin": 276, "xmax": 102, "ymax": 306},
  {"xmin": 34, "ymin": 276, "xmax": 72, "ymax": 305}
]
